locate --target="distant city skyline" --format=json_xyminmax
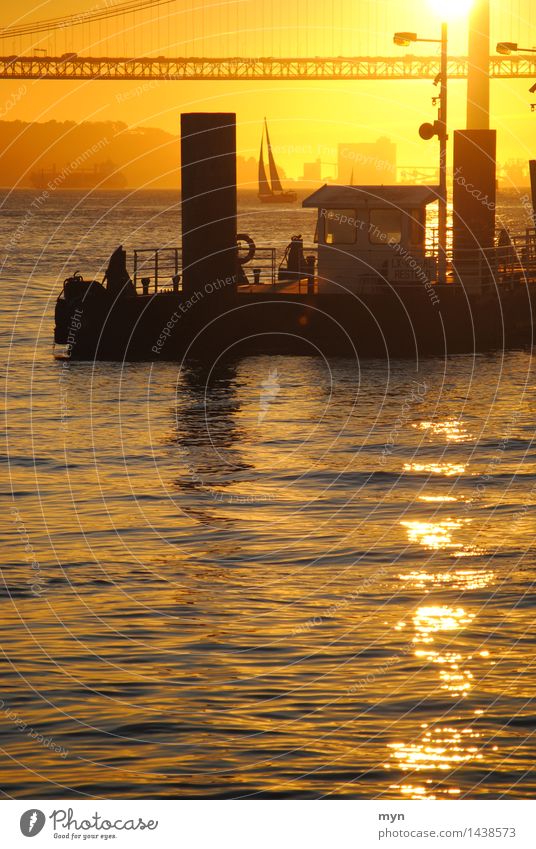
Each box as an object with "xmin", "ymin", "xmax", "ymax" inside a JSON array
[{"xmin": 0, "ymin": 0, "xmax": 536, "ymax": 175}]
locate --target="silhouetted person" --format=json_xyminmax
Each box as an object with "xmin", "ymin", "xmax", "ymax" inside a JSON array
[
  {"xmin": 497, "ymin": 228, "xmax": 514, "ymax": 273},
  {"xmin": 279, "ymin": 235, "xmax": 306, "ymax": 281},
  {"xmin": 104, "ymin": 245, "xmax": 135, "ymax": 297}
]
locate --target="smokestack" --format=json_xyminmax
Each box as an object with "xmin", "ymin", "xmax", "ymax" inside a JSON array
[
  {"xmin": 180, "ymin": 113, "xmax": 238, "ymax": 296},
  {"xmin": 467, "ymin": 0, "xmax": 490, "ymax": 130}
]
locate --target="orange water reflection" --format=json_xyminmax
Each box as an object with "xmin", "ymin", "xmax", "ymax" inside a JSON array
[
  {"xmin": 387, "ymin": 723, "xmax": 485, "ymax": 798},
  {"xmin": 414, "ymin": 419, "xmax": 470, "ymax": 443},
  {"xmin": 403, "ymin": 462, "xmax": 466, "ymax": 476},
  {"xmin": 418, "ymin": 495, "xmax": 459, "ymax": 502},
  {"xmin": 399, "ymin": 569, "xmax": 494, "ymax": 591},
  {"xmin": 386, "ymin": 602, "xmax": 494, "ymax": 798},
  {"xmin": 401, "ymin": 518, "xmax": 463, "ymax": 550}
]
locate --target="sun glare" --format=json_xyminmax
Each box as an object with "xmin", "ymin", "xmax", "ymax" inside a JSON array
[{"xmin": 429, "ymin": 0, "xmax": 473, "ymax": 19}]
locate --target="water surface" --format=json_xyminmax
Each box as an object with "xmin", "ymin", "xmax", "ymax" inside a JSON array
[{"xmin": 2, "ymin": 188, "xmax": 536, "ymax": 798}]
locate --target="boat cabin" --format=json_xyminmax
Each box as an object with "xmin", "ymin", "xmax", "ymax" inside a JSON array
[{"xmin": 302, "ymin": 185, "xmax": 440, "ymax": 294}]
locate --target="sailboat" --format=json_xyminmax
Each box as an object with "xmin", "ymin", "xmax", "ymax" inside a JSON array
[{"xmin": 258, "ymin": 119, "xmax": 297, "ymax": 204}]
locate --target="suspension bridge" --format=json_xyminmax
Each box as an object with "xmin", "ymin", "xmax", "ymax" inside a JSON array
[
  {"xmin": 1, "ymin": 54, "xmax": 536, "ymax": 81},
  {"xmin": 0, "ymin": 0, "xmax": 534, "ymax": 82}
]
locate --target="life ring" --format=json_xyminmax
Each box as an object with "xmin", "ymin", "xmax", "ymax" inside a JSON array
[{"xmin": 236, "ymin": 233, "xmax": 256, "ymax": 265}]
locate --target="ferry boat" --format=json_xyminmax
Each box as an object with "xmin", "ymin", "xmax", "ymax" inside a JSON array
[{"xmin": 52, "ymin": 106, "xmax": 536, "ymax": 362}]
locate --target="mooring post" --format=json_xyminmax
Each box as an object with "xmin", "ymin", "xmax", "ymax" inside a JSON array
[{"xmin": 180, "ymin": 113, "xmax": 238, "ymax": 297}]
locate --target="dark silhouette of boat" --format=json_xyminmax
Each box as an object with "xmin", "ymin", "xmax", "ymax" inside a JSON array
[
  {"xmin": 52, "ymin": 112, "xmax": 536, "ymax": 363},
  {"xmin": 258, "ymin": 119, "xmax": 297, "ymax": 203},
  {"xmin": 30, "ymin": 160, "xmax": 127, "ymax": 190}
]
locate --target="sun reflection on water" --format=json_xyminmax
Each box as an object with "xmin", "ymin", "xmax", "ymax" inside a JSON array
[
  {"xmin": 418, "ymin": 495, "xmax": 459, "ymax": 502},
  {"xmin": 414, "ymin": 419, "xmax": 470, "ymax": 443},
  {"xmin": 403, "ymin": 462, "xmax": 467, "ymax": 476},
  {"xmin": 387, "ymin": 723, "xmax": 485, "ymax": 798},
  {"xmin": 399, "ymin": 569, "xmax": 494, "ymax": 591},
  {"xmin": 401, "ymin": 518, "xmax": 463, "ymax": 550}
]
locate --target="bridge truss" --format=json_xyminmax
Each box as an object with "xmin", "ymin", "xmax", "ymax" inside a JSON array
[{"xmin": 1, "ymin": 54, "xmax": 535, "ymax": 81}]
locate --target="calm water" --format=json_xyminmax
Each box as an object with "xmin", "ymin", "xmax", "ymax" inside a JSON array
[{"xmin": 2, "ymin": 188, "xmax": 536, "ymax": 799}]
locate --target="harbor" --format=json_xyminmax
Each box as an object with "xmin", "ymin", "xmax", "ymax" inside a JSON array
[
  {"xmin": 52, "ymin": 0, "xmax": 536, "ymax": 363},
  {"xmin": 2, "ymin": 0, "xmax": 536, "ymax": 817}
]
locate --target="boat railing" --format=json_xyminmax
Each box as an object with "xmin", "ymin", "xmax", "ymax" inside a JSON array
[
  {"xmin": 132, "ymin": 232, "xmax": 536, "ymax": 295},
  {"xmin": 239, "ymin": 245, "xmax": 318, "ymax": 292},
  {"xmin": 133, "ymin": 247, "xmax": 182, "ymax": 294},
  {"xmin": 132, "ymin": 244, "xmax": 319, "ymax": 295},
  {"xmin": 427, "ymin": 227, "xmax": 536, "ymax": 285},
  {"xmin": 239, "ymin": 247, "xmax": 277, "ymax": 289}
]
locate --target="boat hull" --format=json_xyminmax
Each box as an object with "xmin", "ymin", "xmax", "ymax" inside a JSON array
[{"xmin": 55, "ymin": 281, "xmax": 535, "ymax": 362}]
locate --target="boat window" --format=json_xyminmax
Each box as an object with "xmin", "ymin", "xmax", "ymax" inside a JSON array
[
  {"xmin": 369, "ymin": 209, "xmax": 402, "ymax": 244},
  {"xmin": 409, "ymin": 208, "xmax": 425, "ymax": 245},
  {"xmin": 323, "ymin": 209, "xmax": 358, "ymax": 245}
]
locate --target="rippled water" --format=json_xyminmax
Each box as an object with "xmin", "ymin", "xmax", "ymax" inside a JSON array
[{"xmin": 2, "ymin": 188, "xmax": 536, "ymax": 799}]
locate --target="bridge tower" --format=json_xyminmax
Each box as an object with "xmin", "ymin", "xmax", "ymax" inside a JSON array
[{"xmin": 467, "ymin": 0, "xmax": 490, "ymax": 129}]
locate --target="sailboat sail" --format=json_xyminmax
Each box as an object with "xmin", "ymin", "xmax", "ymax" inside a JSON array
[
  {"xmin": 258, "ymin": 136, "xmax": 271, "ymax": 197},
  {"xmin": 257, "ymin": 119, "xmax": 297, "ymax": 203},
  {"xmin": 265, "ymin": 120, "xmax": 284, "ymax": 194}
]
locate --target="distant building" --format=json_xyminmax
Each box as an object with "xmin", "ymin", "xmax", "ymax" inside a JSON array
[
  {"xmin": 301, "ymin": 158, "xmax": 322, "ymax": 183},
  {"xmin": 337, "ymin": 137, "xmax": 397, "ymax": 185}
]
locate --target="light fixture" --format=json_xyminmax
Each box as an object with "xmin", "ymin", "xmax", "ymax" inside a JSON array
[
  {"xmin": 496, "ymin": 42, "xmax": 518, "ymax": 55},
  {"xmin": 393, "ymin": 32, "xmax": 417, "ymax": 47}
]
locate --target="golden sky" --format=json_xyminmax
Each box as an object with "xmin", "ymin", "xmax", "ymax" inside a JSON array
[{"xmin": 1, "ymin": 0, "xmax": 535, "ymax": 176}]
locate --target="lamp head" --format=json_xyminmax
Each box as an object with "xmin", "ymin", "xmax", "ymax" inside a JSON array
[
  {"xmin": 496, "ymin": 42, "xmax": 518, "ymax": 55},
  {"xmin": 394, "ymin": 32, "xmax": 417, "ymax": 47}
]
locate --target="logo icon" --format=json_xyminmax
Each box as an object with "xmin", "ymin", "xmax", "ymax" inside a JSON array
[{"xmin": 20, "ymin": 810, "xmax": 46, "ymax": 837}]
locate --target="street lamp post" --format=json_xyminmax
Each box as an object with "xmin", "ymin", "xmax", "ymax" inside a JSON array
[
  {"xmin": 496, "ymin": 42, "xmax": 536, "ymax": 104},
  {"xmin": 496, "ymin": 42, "xmax": 536, "ymax": 54},
  {"xmin": 394, "ymin": 26, "xmax": 448, "ymax": 287},
  {"xmin": 497, "ymin": 42, "xmax": 536, "ymax": 224}
]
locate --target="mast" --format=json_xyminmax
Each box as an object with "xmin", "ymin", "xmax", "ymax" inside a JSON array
[
  {"xmin": 258, "ymin": 130, "xmax": 271, "ymax": 197},
  {"xmin": 265, "ymin": 118, "xmax": 284, "ymax": 194}
]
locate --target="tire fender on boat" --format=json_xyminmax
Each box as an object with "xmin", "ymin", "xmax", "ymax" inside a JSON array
[{"xmin": 237, "ymin": 233, "xmax": 256, "ymax": 265}]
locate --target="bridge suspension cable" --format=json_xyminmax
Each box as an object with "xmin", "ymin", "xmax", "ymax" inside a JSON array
[{"xmin": 0, "ymin": 0, "xmax": 178, "ymax": 40}]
